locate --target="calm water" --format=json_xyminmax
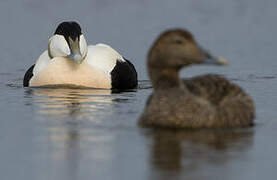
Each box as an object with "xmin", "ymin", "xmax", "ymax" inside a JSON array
[{"xmin": 1, "ymin": 0, "xmax": 277, "ymax": 179}]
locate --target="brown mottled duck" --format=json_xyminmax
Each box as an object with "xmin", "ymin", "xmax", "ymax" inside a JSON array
[{"xmin": 139, "ymin": 29, "xmax": 255, "ymax": 128}]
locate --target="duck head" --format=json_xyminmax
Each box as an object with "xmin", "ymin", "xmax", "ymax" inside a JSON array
[
  {"xmin": 148, "ymin": 29, "xmax": 228, "ymax": 70},
  {"xmin": 48, "ymin": 21, "xmax": 88, "ymax": 63}
]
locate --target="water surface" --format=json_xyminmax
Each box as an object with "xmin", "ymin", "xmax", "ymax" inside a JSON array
[{"xmin": 1, "ymin": 0, "xmax": 277, "ymax": 179}]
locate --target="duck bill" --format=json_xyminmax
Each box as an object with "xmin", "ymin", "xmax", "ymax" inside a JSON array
[
  {"xmin": 202, "ymin": 49, "xmax": 228, "ymax": 66},
  {"xmin": 67, "ymin": 37, "xmax": 83, "ymax": 63}
]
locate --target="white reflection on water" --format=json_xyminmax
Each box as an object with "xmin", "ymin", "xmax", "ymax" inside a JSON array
[
  {"xmin": 28, "ymin": 87, "xmax": 118, "ymax": 145},
  {"xmin": 25, "ymin": 87, "xmax": 119, "ymax": 180},
  {"xmin": 32, "ymin": 88, "xmax": 112, "ymax": 118}
]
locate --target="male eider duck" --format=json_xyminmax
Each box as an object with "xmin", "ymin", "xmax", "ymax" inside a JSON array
[
  {"xmin": 23, "ymin": 21, "xmax": 137, "ymax": 89},
  {"xmin": 139, "ymin": 29, "xmax": 255, "ymax": 128}
]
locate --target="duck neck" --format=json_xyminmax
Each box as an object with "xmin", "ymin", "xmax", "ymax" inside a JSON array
[{"xmin": 148, "ymin": 66, "xmax": 185, "ymax": 91}]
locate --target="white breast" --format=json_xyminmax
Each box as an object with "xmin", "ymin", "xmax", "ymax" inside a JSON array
[
  {"xmin": 84, "ymin": 44, "xmax": 125, "ymax": 75},
  {"xmin": 30, "ymin": 57, "xmax": 112, "ymax": 88}
]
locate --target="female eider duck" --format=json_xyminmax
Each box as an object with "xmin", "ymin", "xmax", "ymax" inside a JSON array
[
  {"xmin": 139, "ymin": 29, "xmax": 255, "ymax": 128},
  {"xmin": 23, "ymin": 21, "xmax": 137, "ymax": 89}
]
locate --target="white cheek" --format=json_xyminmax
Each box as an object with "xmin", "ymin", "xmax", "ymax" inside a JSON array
[
  {"xmin": 79, "ymin": 35, "xmax": 88, "ymax": 58},
  {"xmin": 48, "ymin": 35, "xmax": 70, "ymax": 58}
]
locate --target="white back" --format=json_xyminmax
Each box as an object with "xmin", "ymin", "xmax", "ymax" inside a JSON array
[
  {"xmin": 84, "ymin": 44, "xmax": 125, "ymax": 75},
  {"xmin": 33, "ymin": 50, "xmax": 51, "ymax": 76},
  {"xmin": 32, "ymin": 43, "xmax": 125, "ymax": 77}
]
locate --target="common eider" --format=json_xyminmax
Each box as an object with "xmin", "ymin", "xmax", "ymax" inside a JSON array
[
  {"xmin": 23, "ymin": 21, "xmax": 137, "ymax": 89},
  {"xmin": 139, "ymin": 29, "xmax": 255, "ymax": 128}
]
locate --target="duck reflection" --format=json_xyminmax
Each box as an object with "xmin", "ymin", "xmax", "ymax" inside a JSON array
[
  {"xmin": 24, "ymin": 88, "xmax": 117, "ymax": 180},
  {"xmin": 47, "ymin": 124, "xmax": 81, "ymax": 180},
  {"xmin": 143, "ymin": 128, "xmax": 254, "ymax": 180},
  {"xmin": 30, "ymin": 88, "xmax": 112, "ymax": 118}
]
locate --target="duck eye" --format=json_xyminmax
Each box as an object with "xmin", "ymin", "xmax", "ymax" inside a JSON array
[{"xmin": 175, "ymin": 39, "xmax": 183, "ymax": 44}]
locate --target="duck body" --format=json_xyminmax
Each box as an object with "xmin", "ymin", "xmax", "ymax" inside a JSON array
[
  {"xmin": 24, "ymin": 44, "xmax": 137, "ymax": 89},
  {"xmin": 139, "ymin": 29, "xmax": 255, "ymax": 128},
  {"xmin": 23, "ymin": 21, "xmax": 137, "ymax": 89},
  {"xmin": 140, "ymin": 74, "xmax": 254, "ymax": 128}
]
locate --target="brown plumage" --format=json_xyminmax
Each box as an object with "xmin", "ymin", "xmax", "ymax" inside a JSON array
[{"xmin": 139, "ymin": 29, "xmax": 255, "ymax": 128}]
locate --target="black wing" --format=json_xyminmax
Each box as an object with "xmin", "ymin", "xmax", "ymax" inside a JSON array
[
  {"xmin": 110, "ymin": 58, "xmax": 138, "ymax": 90},
  {"xmin": 23, "ymin": 64, "xmax": 35, "ymax": 87}
]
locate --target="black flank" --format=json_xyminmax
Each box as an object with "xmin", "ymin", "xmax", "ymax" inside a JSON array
[
  {"xmin": 111, "ymin": 58, "xmax": 138, "ymax": 90},
  {"xmin": 23, "ymin": 64, "xmax": 35, "ymax": 87}
]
